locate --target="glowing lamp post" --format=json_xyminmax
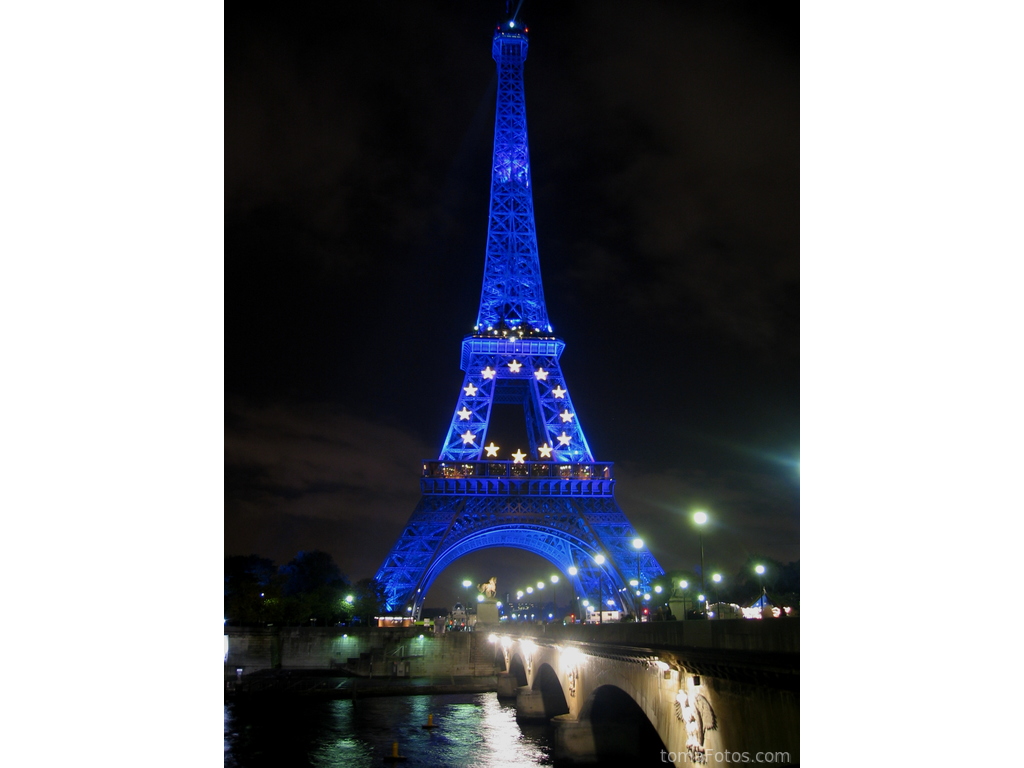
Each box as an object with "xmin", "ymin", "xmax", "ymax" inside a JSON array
[
  {"xmin": 677, "ymin": 579, "xmax": 689, "ymax": 620},
  {"xmin": 632, "ymin": 537, "xmax": 644, "ymax": 616},
  {"xmin": 755, "ymin": 564, "xmax": 767, "ymax": 608},
  {"xmin": 568, "ymin": 566, "xmax": 578, "ymax": 621},
  {"xmin": 694, "ymin": 511, "xmax": 708, "ymax": 617},
  {"xmin": 550, "ymin": 575, "xmax": 559, "ymax": 620},
  {"xmin": 462, "ymin": 579, "xmax": 472, "ymax": 611},
  {"xmin": 712, "ymin": 573, "xmax": 722, "ymax": 619},
  {"xmin": 595, "ymin": 553, "xmax": 606, "ymax": 624}
]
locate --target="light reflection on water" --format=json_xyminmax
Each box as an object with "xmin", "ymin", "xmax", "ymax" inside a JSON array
[{"xmin": 224, "ymin": 693, "xmax": 554, "ymax": 767}]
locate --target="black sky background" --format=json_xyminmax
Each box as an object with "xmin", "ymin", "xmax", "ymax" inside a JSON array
[{"xmin": 225, "ymin": 0, "xmax": 799, "ymax": 608}]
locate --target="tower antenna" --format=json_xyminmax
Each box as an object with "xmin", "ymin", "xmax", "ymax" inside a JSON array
[{"xmin": 510, "ymin": 0, "xmax": 525, "ymax": 24}]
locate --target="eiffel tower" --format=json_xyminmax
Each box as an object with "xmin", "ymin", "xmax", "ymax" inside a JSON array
[{"xmin": 376, "ymin": 17, "xmax": 665, "ymax": 618}]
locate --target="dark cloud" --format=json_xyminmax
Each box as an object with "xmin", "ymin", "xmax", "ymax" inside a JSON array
[{"xmin": 225, "ymin": 401, "xmax": 431, "ymax": 573}]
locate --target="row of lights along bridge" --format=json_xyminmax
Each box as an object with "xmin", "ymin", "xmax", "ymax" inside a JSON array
[{"xmin": 449, "ymin": 511, "xmax": 771, "ymax": 622}]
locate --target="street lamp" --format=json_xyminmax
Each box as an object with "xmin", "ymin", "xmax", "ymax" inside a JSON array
[
  {"xmin": 550, "ymin": 575, "xmax": 559, "ymax": 619},
  {"xmin": 755, "ymin": 564, "xmax": 766, "ymax": 608},
  {"xmin": 712, "ymin": 573, "xmax": 722, "ymax": 619},
  {"xmin": 694, "ymin": 511, "xmax": 708, "ymax": 617},
  {"xmin": 594, "ymin": 553, "xmax": 606, "ymax": 624},
  {"xmin": 632, "ymin": 538, "xmax": 644, "ymax": 614},
  {"xmin": 677, "ymin": 579, "xmax": 689, "ymax": 620},
  {"xmin": 567, "ymin": 566, "xmax": 578, "ymax": 620}
]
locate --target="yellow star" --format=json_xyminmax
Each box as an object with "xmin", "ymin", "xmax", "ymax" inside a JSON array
[
  {"xmin": 457, "ymin": 407, "xmax": 472, "ymax": 420},
  {"xmin": 508, "ymin": 359, "xmax": 523, "ymax": 373},
  {"xmin": 557, "ymin": 431, "xmax": 572, "ymax": 446},
  {"xmin": 537, "ymin": 442, "xmax": 553, "ymax": 458},
  {"xmin": 484, "ymin": 442, "xmax": 500, "ymax": 457},
  {"xmin": 551, "ymin": 385, "xmax": 567, "ymax": 399},
  {"xmin": 464, "ymin": 382, "xmax": 478, "ymax": 396},
  {"xmin": 511, "ymin": 449, "xmax": 527, "ymax": 464},
  {"xmin": 481, "ymin": 366, "xmax": 496, "ymax": 380},
  {"xmin": 534, "ymin": 367, "xmax": 548, "ymax": 380},
  {"xmin": 560, "ymin": 409, "xmax": 574, "ymax": 423},
  {"xmin": 461, "ymin": 430, "xmax": 476, "ymax": 445}
]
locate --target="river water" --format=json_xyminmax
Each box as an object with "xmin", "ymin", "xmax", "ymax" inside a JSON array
[{"xmin": 224, "ymin": 692, "xmax": 557, "ymax": 767}]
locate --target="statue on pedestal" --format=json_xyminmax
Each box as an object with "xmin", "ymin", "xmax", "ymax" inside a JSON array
[{"xmin": 478, "ymin": 577, "xmax": 497, "ymax": 598}]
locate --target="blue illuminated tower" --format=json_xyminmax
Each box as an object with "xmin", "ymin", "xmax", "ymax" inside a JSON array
[{"xmin": 376, "ymin": 19, "xmax": 664, "ymax": 617}]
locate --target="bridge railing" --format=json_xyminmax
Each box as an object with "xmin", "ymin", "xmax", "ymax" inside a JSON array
[{"xmin": 491, "ymin": 617, "xmax": 799, "ymax": 654}]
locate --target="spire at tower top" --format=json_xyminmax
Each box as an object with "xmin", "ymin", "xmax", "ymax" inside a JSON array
[{"xmin": 474, "ymin": 18, "xmax": 551, "ymax": 337}]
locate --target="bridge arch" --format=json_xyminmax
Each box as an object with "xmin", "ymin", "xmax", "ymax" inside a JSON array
[
  {"xmin": 578, "ymin": 683, "xmax": 668, "ymax": 763},
  {"xmin": 531, "ymin": 662, "xmax": 570, "ymax": 718},
  {"xmin": 508, "ymin": 653, "xmax": 528, "ymax": 687}
]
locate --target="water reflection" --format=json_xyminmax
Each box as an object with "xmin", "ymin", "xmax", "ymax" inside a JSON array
[{"xmin": 224, "ymin": 693, "xmax": 554, "ymax": 767}]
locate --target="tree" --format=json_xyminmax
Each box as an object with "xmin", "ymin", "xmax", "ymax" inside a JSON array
[
  {"xmin": 278, "ymin": 550, "xmax": 350, "ymax": 625},
  {"xmin": 351, "ymin": 578, "xmax": 387, "ymax": 626},
  {"xmin": 224, "ymin": 555, "xmax": 281, "ymax": 626}
]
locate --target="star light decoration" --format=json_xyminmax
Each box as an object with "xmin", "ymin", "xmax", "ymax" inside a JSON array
[
  {"xmin": 464, "ymin": 383, "xmax": 478, "ymax": 396},
  {"xmin": 557, "ymin": 432, "xmax": 572, "ymax": 446},
  {"xmin": 511, "ymin": 449, "xmax": 527, "ymax": 464},
  {"xmin": 457, "ymin": 407, "xmax": 472, "ymax": 420},
  {"xmin": 534, "ymin": 367, "xmax": 548, "ymax": 381},
  {"xmin": 537, "ymin": 442, "xmax": 553, "ymax": 458},
  {"xmin": 551, "ymin": 385, "xmax": 566, "ymax": 399},
  {"xmin": 560, "ymin": 409, "xmax": 574, "ymax": 423},
  {"xmin": 461, "ymin": 430, "xmax": 476, "ymax": 445},
  {"xmin": 481, "ymin": 367, "xmax": 496, "ymax": 380},
  {"xmin": 484, "ymin": 442, "xmax": 500, "ymax": 457},
  {"xmin": 508, "ymin": 360, "xmax": 522, "ymax": 373}
]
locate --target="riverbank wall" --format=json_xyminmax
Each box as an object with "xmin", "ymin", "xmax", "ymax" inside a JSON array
[{"xmin": 225, "ymin": 626, "xmax": 501, "ymax": 681}]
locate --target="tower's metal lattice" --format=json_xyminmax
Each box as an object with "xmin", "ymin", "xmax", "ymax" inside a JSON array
[{"xmin": 376, "ymin": 20, "xmax": 664, "ymax": 618}]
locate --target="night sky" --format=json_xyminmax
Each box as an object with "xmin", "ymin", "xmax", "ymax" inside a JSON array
[{"xmin": 225, "ymin": 0, "xmax": 799, "ymax": 608}]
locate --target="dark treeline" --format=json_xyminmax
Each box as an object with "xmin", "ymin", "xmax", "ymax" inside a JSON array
[{"xmin": 224, "ymin": 550, "xmax": 386, "ymax": 627}]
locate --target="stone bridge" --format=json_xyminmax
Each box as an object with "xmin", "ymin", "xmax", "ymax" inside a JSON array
[{"xmin": 489, "ymin": 619, "xmax": 799, "ymax": 765}]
